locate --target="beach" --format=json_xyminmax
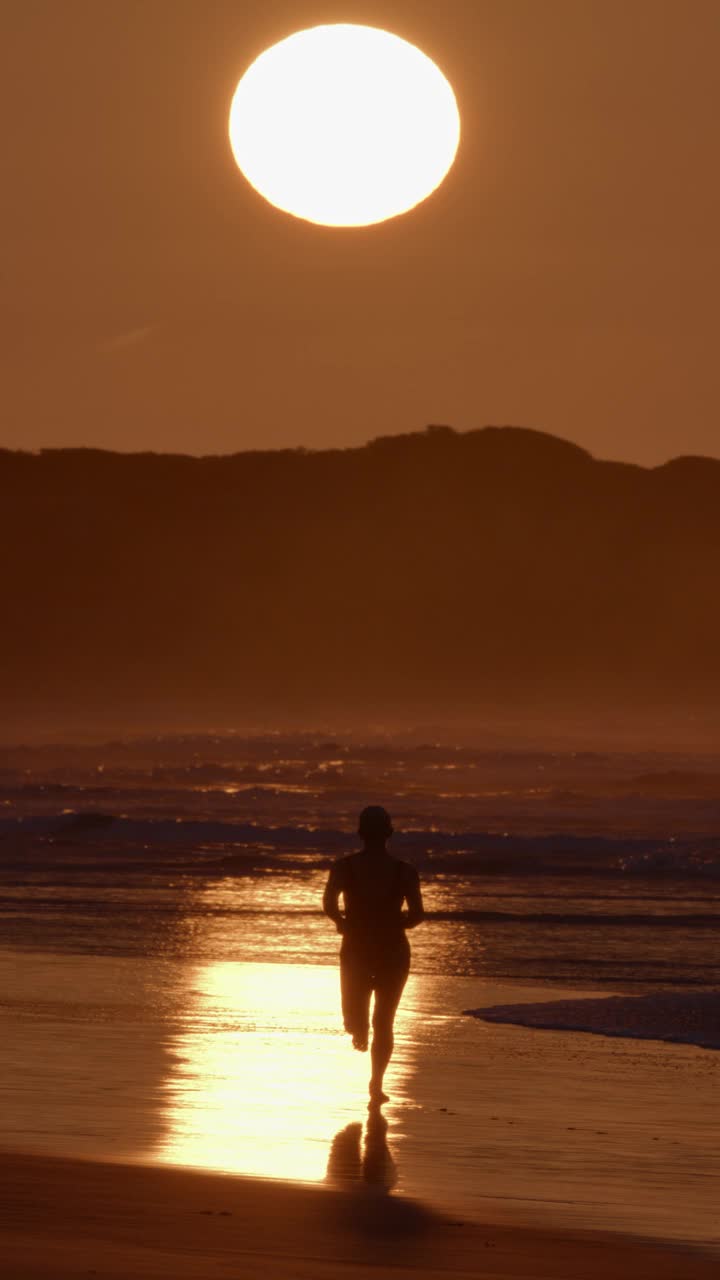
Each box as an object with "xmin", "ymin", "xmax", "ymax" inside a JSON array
[
  {"xmin": 2, "ymin": 1150, "xmax": 717, "ymax": 1280},
  {"xmin": 1, "ymin": 734, "xmax": 718, "ymax": 1272},
  {"xmin": 2, "ymin": 955, "xmax": 718, "ymax": 1251}
]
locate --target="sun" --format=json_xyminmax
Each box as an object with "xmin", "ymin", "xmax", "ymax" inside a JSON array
[{"xmin": 228, "ymin": 24, "xmax": 461, "ymax": 227}]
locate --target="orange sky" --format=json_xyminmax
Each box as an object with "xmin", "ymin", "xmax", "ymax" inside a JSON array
[{"xmin": 2, "ymin": 0, "xmax": 719, "ymax": 464}]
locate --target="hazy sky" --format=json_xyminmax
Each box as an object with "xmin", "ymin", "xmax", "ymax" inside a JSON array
[{"xmin": 2, "ymin": 0, "xmax": 719, "ymax": 463}]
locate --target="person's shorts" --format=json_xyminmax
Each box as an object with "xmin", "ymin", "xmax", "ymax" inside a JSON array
[{"xmin": 339, "ymin": 935, "xmax": 410, "ymax": 1038}]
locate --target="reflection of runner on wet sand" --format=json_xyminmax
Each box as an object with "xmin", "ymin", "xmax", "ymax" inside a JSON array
[
  {"xmin": 323, "ymin": 806, "xmax": 425, "ymax": 1107},
  {"xmin": 326, "ymin": 1113, "xmax": 397, "ymax": 1191}
]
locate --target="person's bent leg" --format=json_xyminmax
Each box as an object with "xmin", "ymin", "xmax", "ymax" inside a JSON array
[{"xmin": 340, "ymin": 951, "xmax": 372, "ymax": 1051}]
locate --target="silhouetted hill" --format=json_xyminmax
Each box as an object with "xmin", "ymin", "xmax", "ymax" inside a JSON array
[{"xmin": 2, "ymin": 426, "xmax": 719, "ymax": 727}]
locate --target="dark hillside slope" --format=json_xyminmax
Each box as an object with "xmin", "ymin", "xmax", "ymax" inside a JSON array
[{"xmin": 2, "ymin": 426, "xmax": 719, "ymax": 722}]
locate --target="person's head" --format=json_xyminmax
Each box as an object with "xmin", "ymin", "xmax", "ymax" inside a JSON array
[{"xmin": 358, "ymin": 805, "xmax": 393, "ymax": 848}]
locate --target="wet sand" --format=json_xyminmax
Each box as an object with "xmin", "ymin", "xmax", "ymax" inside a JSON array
[
  {"xmin": 1, "ymin": 1150, "xmax": 717, "ymax": 1280},
  {"xmin": 2, "ymin": 958, "xmax": 718, "ymax": 1249}
]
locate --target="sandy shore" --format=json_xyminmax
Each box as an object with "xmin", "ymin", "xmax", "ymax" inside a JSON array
[
  {"xmin": 1, "ymin": 1151, "xmax": 717, "ymax": 1280},
  {"xmin": 3, "ymin": 961, "xmax": 718, "ymax": 1247}
]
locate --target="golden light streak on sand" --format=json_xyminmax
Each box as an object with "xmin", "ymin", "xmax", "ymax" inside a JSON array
[{"xmin": 156, "ymin": 959, "xmax": 416, "ymax": 1182}]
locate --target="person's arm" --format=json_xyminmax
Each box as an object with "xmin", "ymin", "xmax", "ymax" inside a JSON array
[
  {"xmin": 322, "ymin": 863, "xmax": 346, "ymax": 933},
  {"xmin": 402, "ymin": 866, "xmax": 425, "ymax": 929}
]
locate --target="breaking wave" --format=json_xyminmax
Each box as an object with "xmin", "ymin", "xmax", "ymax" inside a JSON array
[{"xmin": 2, "ymin": 812, "xmax": 719, "ymax": 878}]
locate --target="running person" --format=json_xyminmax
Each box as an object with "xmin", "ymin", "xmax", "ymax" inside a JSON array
[{"xmin": 322, "ymin": 806, "xmax": 424, "ymax": 1107}]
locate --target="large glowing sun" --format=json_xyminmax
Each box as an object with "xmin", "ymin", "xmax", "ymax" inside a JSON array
[{"xmin": 228, "ymin": 24, "xmax": 461, "ymax": 227}]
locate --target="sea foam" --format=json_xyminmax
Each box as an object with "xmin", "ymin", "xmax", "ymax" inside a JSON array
[{"xmin": 465, "ymin": 990, "xmax": 720, "ymax": 1050}]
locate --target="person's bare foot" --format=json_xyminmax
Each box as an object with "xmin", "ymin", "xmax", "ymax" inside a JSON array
[
  {"xmin": 352, "ymin": 1034, "xmax": 368, "ymax": 1052},
  {"xmin": 368, "ymin": 1082, "xmax": 389, "ymax": 1107}
]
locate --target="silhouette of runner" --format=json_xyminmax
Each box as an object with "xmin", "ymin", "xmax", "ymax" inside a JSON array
[{"xmin": 323, "ymin": 806, "xmax": 424, "ymax": 1107}]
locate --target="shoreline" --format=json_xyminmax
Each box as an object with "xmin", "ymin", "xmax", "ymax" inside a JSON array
[
  {"xmin": 3, "ymin": 960, "xmax": 718, "ymax": 1246},
  {"xmin": 1, "ymin": 1150, "xmax": 717, "ymax": 1280}
]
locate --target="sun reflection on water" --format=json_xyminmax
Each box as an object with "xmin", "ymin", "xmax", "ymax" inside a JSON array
[{"xmin": 156, "ymin": 961, "xmax": 416, "ymax": 1184}]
